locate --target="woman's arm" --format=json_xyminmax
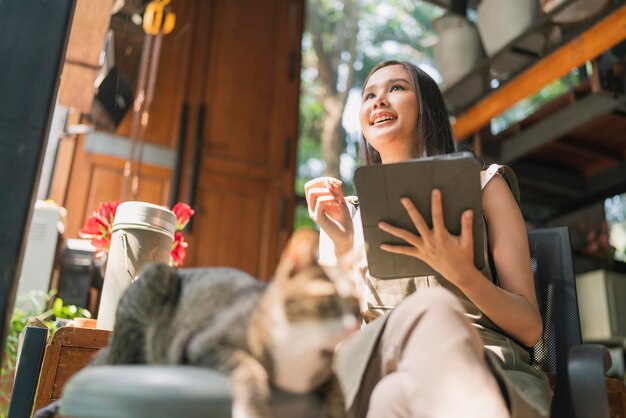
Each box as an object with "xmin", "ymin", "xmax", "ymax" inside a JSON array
[
  {"xmin": 378, "ymin": 175, "xmax": 542, "ymax": 347},
  {"xmin": 458, "ymin": 175, "xmax": 542, "ymax": 346}
]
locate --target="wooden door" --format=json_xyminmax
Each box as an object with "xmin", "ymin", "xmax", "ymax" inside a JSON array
[{"xmin": 180, "ymin": 0, "xmax": 304, "ymax": 280}]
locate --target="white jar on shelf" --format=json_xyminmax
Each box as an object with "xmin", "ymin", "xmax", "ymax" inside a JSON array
[
  {"xmin": 476, "ymin": 0, "xmax": 540, "ymax": 57},
  {"xmin": 433, "ymin": 13, "xmax": 485, "ymax": 90}
]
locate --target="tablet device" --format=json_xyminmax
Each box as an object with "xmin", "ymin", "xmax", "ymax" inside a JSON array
[{"xmin": 353, "ymin": 151, "xmax": 484, "ymax": 279}]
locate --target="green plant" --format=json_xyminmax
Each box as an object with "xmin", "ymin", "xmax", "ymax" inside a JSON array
[
  {"xmin": 52, "ymin": 297, "xmax": 91, "ymax": 320},
  {"xmin": 0, "ymin": 292, "xmax": 91, "ymax": 416},
  {"xmin": 1, "ymin": 308, "xmax": 28, "ymax": 379}
]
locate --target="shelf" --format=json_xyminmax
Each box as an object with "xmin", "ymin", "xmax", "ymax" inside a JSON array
[
  {"xmin": 447, "ymin": 1, "xmax": 626, "ymax": 140},
  {"xmin": 478, "ymin": 79, "xmax": 626, "ymax": 222}
]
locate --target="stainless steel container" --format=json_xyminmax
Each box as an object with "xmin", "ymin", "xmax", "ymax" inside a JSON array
[{"xmin": 97, "ymin": 202, "xmax": 176, "ymax": 330}]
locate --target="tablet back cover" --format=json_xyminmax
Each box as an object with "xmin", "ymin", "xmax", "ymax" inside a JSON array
[{"xmin": 354, "ymin": 153, "xmax": 484, "ymax": 279}]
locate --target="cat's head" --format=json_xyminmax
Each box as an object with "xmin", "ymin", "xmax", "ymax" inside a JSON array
[{"xmin": 264, "ymin": 228, "xmax": 360, "ymax": 392}]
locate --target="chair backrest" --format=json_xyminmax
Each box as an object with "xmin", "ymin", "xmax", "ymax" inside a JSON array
[{"xmin": 528, "ymin": 227, "xmax": 582, "ymax": 418}]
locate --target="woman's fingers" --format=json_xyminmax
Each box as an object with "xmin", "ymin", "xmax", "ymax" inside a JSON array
[
  {"xmin": 430, "ymin": 189, "xmax": 447, "ymax": 234},
  {"xmin": 314, "ymin": 195, "xmax": 352, "ymax": 241},
  {"xmin": 306, "ymin": 187, "xmax": 332, "ymax": 216},
  {"xmin": 304, "ymin": 177, "xmax": 344, "ymax": 217},
  {"xmin": 378, "ymin": 221, "xmax": 421, "ymax": 248},
  {"xmin": 326, "ymin": 178, "xmax": 344, "ymax": 198},
  {"xmin": 304, "ymin": 177, "xmax": 341, "ymax": 195},
  {"xmin": 311, "ymin": 195, "xmax": 341, "ymax": 222},
  {"xmin": 314, "ymin": 194, "xmax": 339, "ymax": 214},
  {"xmin": 377, "ymin": 191, "xmax": 475, "ymax": 276},
  {"xmin": 400, "ymin": 197, "xmax": 431, "ymax": 240},
  {"xmin": 460, "ymin": 209, "xmax": 474, "ymax": 250},
  {"xmin": 379, "ymin": 243, "xmax": 419, "ymax": 257}
]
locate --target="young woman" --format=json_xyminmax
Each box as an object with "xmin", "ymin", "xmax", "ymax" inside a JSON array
[{"xmin": 305, "ymin": 61, "xmax": 551, "ymax": 418}]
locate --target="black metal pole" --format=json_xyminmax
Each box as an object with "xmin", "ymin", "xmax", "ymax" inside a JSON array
[
  {"xmin": 0, "ymin": 0, "xmax": 76, "ymax": 356},
  {"xmin": 186, "ymin": 104, "xmax": 205, "ymax": 232},
  {"xmin": 170, "ymin": 102, "xmax": 189, "ymax": 207}
]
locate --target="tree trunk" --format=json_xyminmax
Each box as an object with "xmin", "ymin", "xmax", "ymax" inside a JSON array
[
  {"xmin": 308, "ymin": 0, "xmax": 359, "ymax": 179},
  {"xmin": 321, "ymin": 96, "xmax": 345, "ymax": 178}
]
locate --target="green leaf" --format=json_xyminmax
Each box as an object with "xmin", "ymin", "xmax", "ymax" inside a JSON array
[{"xmin": 53, "ymin": 298, "xmax": 64, "ymax": 316}]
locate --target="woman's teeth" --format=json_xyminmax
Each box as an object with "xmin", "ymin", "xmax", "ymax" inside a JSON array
[{"xmin": 374, "ymin": 115, "xmax": 396, "ymax": 124}]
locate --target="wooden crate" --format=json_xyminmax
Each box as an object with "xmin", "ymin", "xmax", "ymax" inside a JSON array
[{"xmin": 33, "ymin": 327, "xmax": 110, "ymax": 413}]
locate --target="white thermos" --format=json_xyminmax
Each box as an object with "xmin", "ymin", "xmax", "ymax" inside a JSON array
[{"xmin": 96, "ymin": 201, "xmax": 176, "ymax": 330}]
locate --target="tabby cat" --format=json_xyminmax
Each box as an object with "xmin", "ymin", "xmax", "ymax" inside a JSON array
[{"xmin": 95, "ymin": 228, "xmax": 359, "ymax": 418}]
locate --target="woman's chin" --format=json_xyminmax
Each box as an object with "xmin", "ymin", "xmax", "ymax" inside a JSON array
[{"xmin": 367, "ymin": 131, "xmax": 411, "ymax": 148}]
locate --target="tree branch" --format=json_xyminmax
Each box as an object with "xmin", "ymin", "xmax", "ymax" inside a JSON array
[{"xmin": 339, "ymin": 0, "xmax": 359, "ymax": 105}]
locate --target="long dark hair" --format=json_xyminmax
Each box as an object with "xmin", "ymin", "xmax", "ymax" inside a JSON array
[{"xmin": 359, "ymin": 60, "xmax": 456, "ymax": 165}]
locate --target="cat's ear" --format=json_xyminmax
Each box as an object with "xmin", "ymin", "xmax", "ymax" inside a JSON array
[{"xmin": 274, "ymin": 227, "xmax": 319, "ymax": 280}]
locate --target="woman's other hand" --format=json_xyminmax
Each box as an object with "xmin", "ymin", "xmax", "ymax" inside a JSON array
[
  {"xmin": 304, "ymin": 177, "xmax": 354, "ymax": 257},
  {"xmin": 377, "ymin": 189, "xmax": 476, "ymax": 286}
]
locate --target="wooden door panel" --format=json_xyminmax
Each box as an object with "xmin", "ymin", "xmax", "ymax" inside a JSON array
[
  {"xmin": 86, "ymin": 162, "xmax": 171, "ymax": 215},
  {"xmin": 64, "ymin": 137, "xmax": 172, "ymax": 238},
  {"xmin": 85, "ymin": 164, "xmax": 124, "ymax": 212},
  {"xmin": 191, "ymin": 171, "xmax": 280, "ymax": 280},
  {"xmin": 181, "ymin": 0, "xmax": 303, "ymax": 276},
  {"xmin": 202, "ymin": 0, "xmax": 290, "ymax": 171}
]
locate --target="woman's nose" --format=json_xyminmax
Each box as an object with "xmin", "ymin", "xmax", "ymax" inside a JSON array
[{"xmin": 373, "ymin": 94, "xmax": 388, "ymax": 108}]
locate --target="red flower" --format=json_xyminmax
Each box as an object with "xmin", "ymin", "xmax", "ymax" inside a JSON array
[
  {"xmin": 170, "ymin": 231, "xmax": 188, "ymax": 267},
  {"xmin": 172, "ymin": 202, "xmax": 195, "ymax": 231},
  {"xmin": 170, "ymin": 202, "xmax": 193, "ymax": 266},
  {"xmin": 79, "ymin": 216, "xmax": 106, "ymax": 236},
  {"xmin": 79, "ymin": 200, "xmax": 120, "ymax": 257},
  {"xmin": 98, "ymin": 200, "xmax": 120, "ymax": 226}
]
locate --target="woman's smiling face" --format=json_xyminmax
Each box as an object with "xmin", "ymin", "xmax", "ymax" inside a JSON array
[{"xmin": 359, "ymin": 64, "xmax": 419, "ymax": 163}]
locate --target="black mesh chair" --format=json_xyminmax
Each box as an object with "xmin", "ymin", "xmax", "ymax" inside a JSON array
[{"xmin": 528, "ymin": 227, "xmax": 612, "ymax": 418}]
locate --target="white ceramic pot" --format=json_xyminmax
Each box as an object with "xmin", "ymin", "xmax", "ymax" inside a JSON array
[
  {"xmin": 433, "ymin": 13, "xmax": 485, "ymax": 89},
  {"xmin": 476, "ymin": 0, "xmax": 540, "ymax": 57}
]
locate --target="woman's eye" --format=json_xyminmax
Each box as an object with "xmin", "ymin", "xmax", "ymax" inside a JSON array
[
  {"xmin": 364, "ymin": 93, "xmax": 375, "ymax": 100},
  {"xmin": 390, "ymin": 85, "xmax": 404, "ymax": 92}
]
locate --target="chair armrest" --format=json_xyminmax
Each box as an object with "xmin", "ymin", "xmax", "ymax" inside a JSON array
[
  {"xmin": 59, "ymin": 365, "xmax": 325, "ymax": 418},
  {"xmin": 60, "ymin": 366, "xmax": 233, "ymax": 418},
  {"xmin": 568, "ymin": 344, "xmax": 611, "ymax": 418}
]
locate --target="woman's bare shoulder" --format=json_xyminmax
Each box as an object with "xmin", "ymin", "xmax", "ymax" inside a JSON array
[{"xmin": 481, "ymin": 173, "xmax": 522, "ymax": 223}]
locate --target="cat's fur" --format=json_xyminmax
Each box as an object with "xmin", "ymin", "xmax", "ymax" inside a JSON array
[{"xmin": 93, "ymin": 228, "xmax": 359, "ymax": 418}]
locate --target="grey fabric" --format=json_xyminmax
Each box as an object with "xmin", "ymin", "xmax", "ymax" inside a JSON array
[
  {"xmin": 60, "ymin": 366, "xmax": 324, "ymax": 418},
  {"xmin": 482, "ymin": 334, "xmax": 552, "ymax": 418},
  {"xmin": 334, "ymin": 314, "xmax": 387, "ymax": 410}
]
